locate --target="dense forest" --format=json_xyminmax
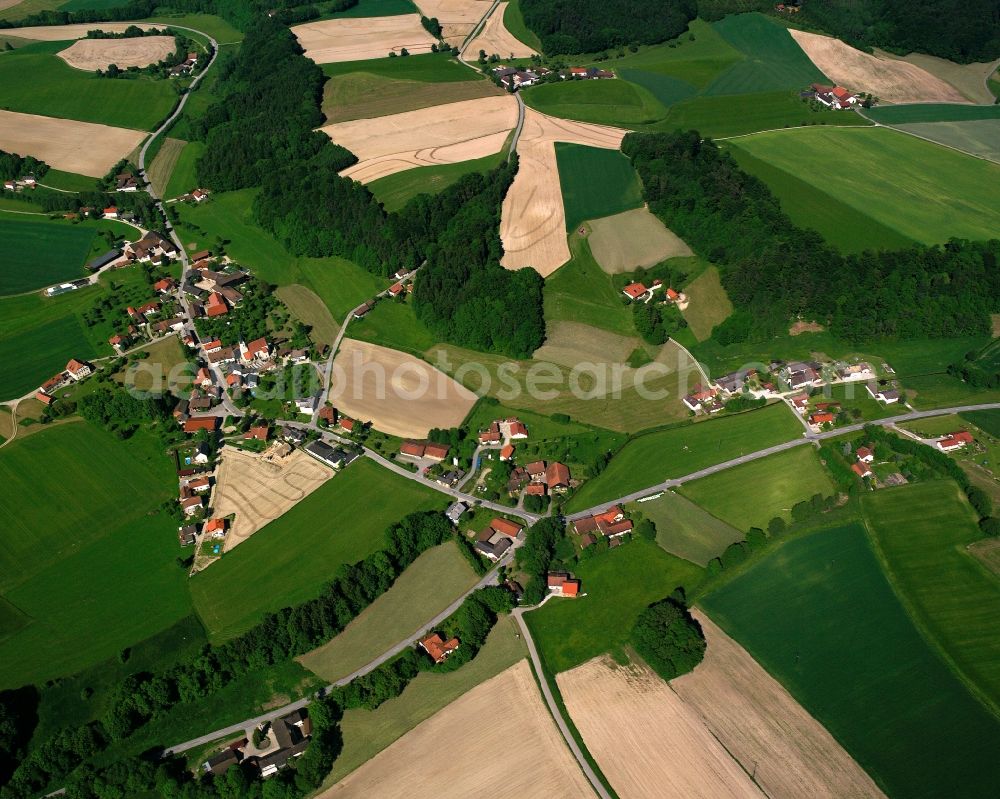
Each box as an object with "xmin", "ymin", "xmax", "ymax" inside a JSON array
[
  {"xmin": 0, "ymin": 150, "xmax": 47, "ymax": 181},
  {"xmin": 198, "ymin": 17, "xmax": 544, "ymax": 357},
  {"xmin": 697, "ymin": 0, "xmax": 1000, "ymax": 63},
  {"xmin": 622, "ymin": 130, "xmax": 1000, "ymax": 344},
  {"xmin": 519, "ymin": 0, "xmax": 696, "ymax": 54}
]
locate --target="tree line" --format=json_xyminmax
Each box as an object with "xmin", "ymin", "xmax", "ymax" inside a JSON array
[
  {"xmin": 622, "ymin": 130, "xmax": 1000, "ymax": 345},
  {"xmin": 519, "ymin": 0, "xmax": 696, "ymax": 54},
  {"xmin": 0, "ymin": 149, "xmax": 48, "ymax": 181}
]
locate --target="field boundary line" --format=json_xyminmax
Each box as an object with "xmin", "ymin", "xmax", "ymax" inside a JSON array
[{"xmin": 854, "ymin": 109, "xmax": 1000, "ymax": 165}]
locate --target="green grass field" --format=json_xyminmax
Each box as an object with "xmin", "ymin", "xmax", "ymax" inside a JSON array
[
  {"xmin": 961, "ymin": 409, "xmax": 1000, "ymax": 438},
  {"xmin": 863, "ymin": 481, "xmax": 1000, "ymax": 714},
  {"xmin": 525, "ymin": 539, "xmax": 704, "ymax": 673},
  {"xmin": 174, "ymin": 189, "xmax": 385, "ymax": 323},
  {"xmin": 523, "ymin": 77, "xmax": 665, "ymax": 126},
  {"xmin": 349, "ymin": 299, "xmax": 436, "ymax": 355},
  {"xmin": 727, "ymin": 144, "xmax": 915, "ymax": 253},
  {"xmin": 368, "ymin": 151, "xmax": 505, "ymax": 212},
  {"xmin": 502, "ymin": 0, "xmax": 542, "ymax": 53},
  {"xmin": 190, "ymin": 458, "xmax": 444, "ymax": 641},
  {"xmin": 680, "ymin": 263, "xmax": 733, "ymax": 340},
  {"xmin": 463, "ymin": 398, "xmax": 591, "ymax": 440},
  {"xmin": 321, "ymin": 55, "xmax": 498, "ymax": 122},
  {"xmin": 145, "ymin": 13, "xmax": 246, "ymax": 45},
  {"xmin": 728, "ymin": 127, "xmax": 1000, "ymax": 245},
  {"xmin": 629, "ymin": 490, "xmax": 744, "ymax": 565},
  {"xmin": 895, "ymin": 119, "xmax": 1000, "ymax": 163},
  {"xmin": 164, "ymin": 140, "xmax": 203, "ymax": 199},
  {"xmin": 0, "ymin": 422, "xmax": 190, "ymax": 688},
  {"xmin": 702, "ymin": 522, "xmax": 1000, "ymax": 799},
  {"xmin": 274, "ymin": 284, "xmax": 340, "ymax": 349},
  {"xmin": 324, "ymin": 0, "xmax": 417, "ymax": 18},
  {"xmin": 679, "ymin": 446, "xmax": 835, "ymax": 531},
  {"xmin": 39, "ymin": 168, "xmax": 99, "ymax": 192},
  {"xmin": 147, "ymin": 137, "xmax": 185, "ymax": 197},
  {"xmin": 565, "ymin": 403, "xmax": 803, "ymax": 511},
  {"xmin": 543, "ymin": 233, "xmax": 634, "ymax": 337},
  {"xmin": 0, "ymin": 216, "xmax": 95, "ymax": 294},
  {"xmin": 0, "ymin": 41, "xmax": 176, "ymax": 130},
  {"xmin": 555, "ymin": 143, "xmax": 643, "ymax": 232},
  {"xmin": 705, "ymin": 13, "xmax": 826, "ymax": 95},
  {"xmin": 866, "ymin": 104, "xmax": 1000, "ymax": 124},
  {"xmin": 297, "ymin": 541, "xmax": 478, "ymax": 682},
  {"xmin": 323, "ymin": 615, "xmax": 526, "ymax": 784}
]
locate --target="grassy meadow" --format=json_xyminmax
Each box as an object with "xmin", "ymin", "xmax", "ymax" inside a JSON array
[
  {"xmin": 565, "ymin": 402, "xmax": 803, "ymax": 511},
  {"xmin": 164, "ymin": 140, "xmax": 204, "ymax": 199},
  {"xmin": 894, "ymin": 120, "xmax": 1000, "ymax": 163},
  {"xmin": 173, "ymin": 189, "xmax": 385, "ymax": 323},
  {"xmin": 727, "ymin": 127, "xmax": 1000, "ymax": 245},
  {"xmin": 727, "ymin": 144, "xmax": 916, "ymax": 253},
  {"xmin": 629, "ymin": 490, "xmax": 744, "ymax": 566},
  {"xmin": 526, "ymin": 539, "xmax": 704, "ymax": 673},
  {"xmin": 865, "ymin": 104, "xmax": 1000, "ymax": 124},
  {"xmin": 555, "ymin": 143, "xmax": 643, "ymax": 231},
  {"xmin": 0, "ymin": 40, "xmax": 176, "ymax": 130},
  {"xmin": 701, "ymin": 522, "xmax": 1000, "ymax": 799},
  {"xmin": 298, "ymin": 541, "xmax": 478, "ymax": 682},
  {"xmin": 863, "ymin": 481, "xmax": 1000, "ymax": 714},
  {"xmin": 679, "ymin": 446, "xmax": 835, "ymax": 531},
  {"xmin": 190, "ymin": 458, "xmax": 444, "ymax": 641},
  {"xmin": 0, "ymin": 216, "xmax": 95, "ymax": 294},
  {"xmin": 502, "ymin": 0, "xmax": 542, "ymax": 54},
  {"xmin": 349, "ymin": 298, "xmax": 436, "ymax": 355},
  {"xmin": 0, "ymin": 422, "xmax": 190, "ymax": 688},
  {"xmin": 679, "ymin": 263, "xmax": 733, "ymax": 340}
]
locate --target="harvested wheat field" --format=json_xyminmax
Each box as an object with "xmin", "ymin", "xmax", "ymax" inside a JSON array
[
  {"xmin": 58, "ymin": 36, "xmax": 176, "ymax": 71},
  {"xmin": 559, "ymin": 655, "xmax": 763, "ymax": 799},
  {"xmin": 6, "ymin": 23, "xmax": 159, "ymax": 41},
  {"xmin": 464, "ymin": 1, "xmax": 535, "ymax": 57},
  {"xmin": 533, "ymin": 320, "xmax": 640, "ymax": 367},
  {"xmin": 212, "ymin": 447, "xmax": 333, "ymax": 553},
  {"xmin": 874, "ymin": 49, "xmax": 999, "ymax": 105},
  {"xmin": 0, "ymin": 110, "xmax": 143, "ymax": 177},
  {"xmin": 331, "ymin": 338, "xmax": 477, "ymax": 438},
  {"xmin": 415, "ymin": 0, "xmax": 492, "ymax": 46},
  {"xmin": 587, "ymin": 207, "xmax": 692, "ymax": 273},
  {"xmin": 672, "ymin": 612, "xmax": 887, "ymax": 799},
  {"xmin": 501, "ymin": 109, "xmax": 626, "ymax": 276},
  {"xmin": 324, "ymin": 95, "xmax": 517, "ymax": 183},
  {"xmin": 322, "ymin": 660, "xmax": 594, "ymax": 798},
  {"xmin": 293, "ymin": 16, "xmax": 436, "ymax": 64},
  {"xmin": 790, "ymin": 30, "xmax": 967, "ymax": 104}
]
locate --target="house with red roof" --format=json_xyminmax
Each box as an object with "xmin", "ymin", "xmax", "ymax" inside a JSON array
[
  {"xmin": 500, "ymin": 444, "xmax": 515, "ymax": 461},
  {"xmin": 856, "ymin": 446, "xmax": 874, "ymax": 463},
  {"xmin": 205, "ymin": 518, "xmax": 226, "ymax": 538},
  {"xmin": 547, "ymin": 572, "xmax": 581, "ymax": 597},
  {"xmin": 400, "ymin": 441, "xmax": 426, "ymax": 458},
  {"xmin": 545, "ymin": 462, "xmax": 571, "ymax": 492},
  {"xmin": 388, "ymin": 282, "xmax": 404, "ymax": 297},
  {"xmin": 153, "ymin": 277, "xmax": 177, "ymax": 294},
  {"xmin": 508, "ymin": 420, "xmax": 528, "ymax": 439},
  {"xmin": 244, "ymin": 425, "xmax": 269, "ymax": 442},
  {"xmin": 180, "ymin": 496, "xmax": 203, "ymax": 516},
  {"xmin": 240, "ymin": 337, "xmax": 270, "ymax": 363},
  {"xmin": 103, "ymin": 206, "xmax": 119, "ymax": 219},
  {"xmin": 852, "ymin": 461, "xmax": 873, "ymax": 479},
  {"xmin": 204, "ymin": 339, "xmax": 223, "ymax": 354},
  {"xmin": 65, "ymin": 359, "xmax": 92, "ymax": 381},
  {"xmin": 184, "ymin": 416, "xmax": 219, "ymax": 434},
  {"xmin": 205, "ymin": 292, "xmax": 228, "ymax": 317},
  {"xmin": 424, "ymin": 443, "xmax": 450, "ymax": 461},
  {"xmin": 622, "ymin": 282, "xmax": 648, "ymax": 301},
  {"xmin": 490, "ymin": 517, "xmax": 524, "ymax": 540},
  {"xmin": 318, "ymin": 405, "xmax": 336, "ymax": 425},
  {"xmin": 419, "ymin": 632, "xmax": 460, "ymax": 664},
  {"xmin": 937, "ymin": 431, "xmax": 974, "ymax": 452},
  {"xmin": 34, "ymin": 391, "xmax": 54, "ymax": 406},
  {"xmin": 339, "ymin": 416, "xmax": 355, "ymax": 433},
  {"xmin": 196, "ymin": 367, "xmax": 213, "ymax": 387},
  {"xmin": 525, "ymin": 483, "xmax": 547, "ymax": 496},
  {"xmin": 809, "ymin": 412, "xmax": 835, "ymax": 427}
]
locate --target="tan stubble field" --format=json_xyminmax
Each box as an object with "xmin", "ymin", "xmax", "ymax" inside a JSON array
[
  {"xmin": 330, "ymin": 338, "xmax": 477, "ymax": 438},
  {"xmin": 58, "ymin": 36, "xmax": 177, "ymax": 70},
  {"xmin": 557, "ymin": 611, "xmax": 886, "ymax": 799},
  {"xmin": 212, "ymin": 447, "xmax": 333, "ymax": 553},
  {"xmin": 292, "ymin": 15, "xmax": 437, "ymax": 64},
  {"xmin": 464, "ymin": 1, "xmax": 537, "ymax": 58},
  {"xmin": 323, "ymin": 94, "xmax": 518, "ymax": 183},
  {"xmin": 587, "ymin": 207, "xmax": 693, "ymax": 273},
  {"xmin": 321, "ymin": 660, "xmax": 596, "ymax": 798},
  {"xmin": 414, "ymin": 0, "xmax": 493, "ymax": 47},
  {"xmin": 0, "ymin": 110, "xmax": 144, "ymax": 177},
  {"xmin": 790, "ymin": 29, "xmax": 968, "ymax": 104},
  {"xmin": 500, "ymin": 108, "xmax": 627, "ymax": 277},
  {"xmin": 5, "ymin": 23, "xmax": 160, "ymax": 40}
]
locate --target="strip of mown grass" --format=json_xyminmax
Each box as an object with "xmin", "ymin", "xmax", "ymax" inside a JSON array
[
  {"xmin": 866, "ymin": 104, "xmax": 1000, "ymax": 124},
  {"xmin": 502, "ymin": 0, "xmax": 543, "ymax": 53},
  {"xmin": 163, "ymin": 140, "xmax": 203, "ymax": 199},
  {"xmin": 523, "ymin": 78, "xmax": 666, "ymax": 126},
  {"xmin": 727, "ymin": 144, "xmax": 915, "ymax": 254},
  {"xmin": 680, "ymin": 263, "xmax": 732, "ymax": 341},
  {"xmin": 679, "ymin": 446, "xmax": 835, "ymax": 532},
  {"xmin": 862, "ymin": 480, "xmax": 1000, "ymax": 714},
  {"xmin": 629, "ymin": 490, "xmax": 743, "ymax": 566},
  {"xmin": 555, "ymin": 143, "xmax": 643, "ymax": 232},
  {"xmin": 173, "ymin": 189, "xmax": 385, "ymax": 323},
  {"xmin": 525, "ymin": 539, "xmax": 704, "ymax": 673},
  {"xmin": 700, "ymin": 522, "xmax": 1000, "ymax": 799},
  {"xmin": 726, "ymin": 126, "xmax": 1000, "ymax": 245},
  {"xmin": 298, "ymin": 541, "xmax": 478, "ymax": 682},
  {"xmin": 0, "ymin": 40, "xmax": 176, "ymax": 130},
  {"xmin": 190, "ymin": 458, "xmax": 445, "ymax": 642},
  {"xmin": 565, "ymin": 402, "xmax": 803, "ymax": 511},
  {"xmin": 368, "ymin": 150, "xmax": 505, "ymax": 212},
  {"xmin": 0, "ymin": 423, "xmax": 189, "ymax": 689}
]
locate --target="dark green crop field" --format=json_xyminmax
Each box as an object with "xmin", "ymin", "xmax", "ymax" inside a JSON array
[
  {"xmin": 0, "ymin": 217, "xmax": 95, "ymax": 294},
  {"xmin": 701, "ymin": 523, "xmax": 1000, "ymax": 799},
  {"xmin": 555, "ymin": 143, "xmax": 644, "ymax": 231}
]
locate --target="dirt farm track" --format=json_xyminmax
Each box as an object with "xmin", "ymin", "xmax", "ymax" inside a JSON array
[{"xmin": 212, "ymin": 447, "xmax": 332, "ymax": 553}]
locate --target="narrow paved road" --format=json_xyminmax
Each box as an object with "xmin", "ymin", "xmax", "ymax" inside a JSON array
[
  {"xmin": 566, "ymin": 400, "xmax": 1000, "ymax": 519},
  {"xmin": 513, "ymin": 604, "xmax": 610, "ymax": 799},
  {"xmin": 165, "ymin": 550, "xmax": 513, "ymax": 755}
]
